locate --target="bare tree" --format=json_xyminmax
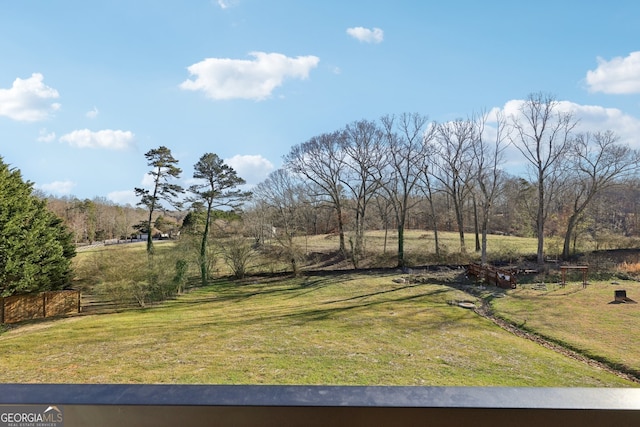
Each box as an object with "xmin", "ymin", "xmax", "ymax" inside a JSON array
[
  {"xmin": 418, "ymin": 166, "xmax": 442, "ymax": 258},
  {"xmin": 252, "ymin": 169, "xmax": 307, "ymax": 274},
  {"xmin": 561, "ymin": 131, "xmax": 640, "ymax": 258},
  {"xmin": 372, "ymin": 194, "xmax": 394, "ymax": 254},
  {"xmin": 472, "ymin": 110, "xmax": 509, "ymax": 264},
  {"xmin": 379, "ymin": 113, "xmax": 435, "ymax": 267},
  {"xmin": 509, "ymin": 92, "xmax": 577, "ymax": 265},
  {"xmin": 284, "ymin": 131, "xmax": 348, "ymax": 259},
  {"xmin": 430, "ymin": 118, "xmax": 476, "ymax": 254},
  {"xmin": 340, "ymin": 119, "xmax": 386, "ymax": 268}
]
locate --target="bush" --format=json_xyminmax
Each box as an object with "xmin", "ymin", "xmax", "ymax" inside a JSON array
[
  {"xmin": 220, "ymin": 236, "xmax": 256, "ymax": 279},
  {"xmin": 81, "ymin": 245, "xmax": 188, "ymax": 308},
  {"xmin": 173, "ymin": 259, "xmax": 189, "ymax": 294},
  {"xmin": 95, "ymin": 280, "xmax": 142, "ymax": 308}
]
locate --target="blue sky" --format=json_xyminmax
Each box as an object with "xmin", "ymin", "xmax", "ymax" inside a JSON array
[{"xmin": 1, "ymin": 0, "xmax": 640, "ymax": 205}]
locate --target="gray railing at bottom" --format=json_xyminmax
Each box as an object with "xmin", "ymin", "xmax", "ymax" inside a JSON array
[{"xmin": 0, "ymin": 384, "xmax": 639, "ymax": 426}]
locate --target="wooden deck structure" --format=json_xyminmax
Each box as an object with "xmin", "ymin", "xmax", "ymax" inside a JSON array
[
  {"xmin": 560, "ymin": 265, "xmax": 589, "ymax": 288},
  {"xmin": 467, "ymin": 263, "xmax": 516, "ymax": 289}
]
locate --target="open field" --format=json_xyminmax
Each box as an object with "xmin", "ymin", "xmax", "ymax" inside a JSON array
[
  {"xmin": 298, "ymin": 230, "xmax": 540, "ymax": 266},
  {"xmin": 492, "ymin": 281, "xmax": 640, "ymax": 375},
  {"xmin": 2, "ymin": 231, "xmax": 639, "ymax": 386},
  {"xmin": 0, "ymin": 271, "xmax": 636, "ymax": 386},
  {"xmin": 70, "ymin": 230, "xmax": 540, "ymax": 287}
]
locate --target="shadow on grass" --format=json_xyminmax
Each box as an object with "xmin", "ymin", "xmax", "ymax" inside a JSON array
[
  {"xmin": 282, "ymin": 287, "xmax": 452, "ymax": 324},
  {"xmin": 170, "ymin": 275, "xmax": 338, "ymax": 306},
  {"xmin": 158, "ymin": 271, "xmax": 472, "ymax": 332},
  {"xmin": 322, "ymin": 283, "xmax": 438, "ymax": 305},
  {"xmin": 78, "ymin": 270, "xmax": 476, "ymax": 334}
]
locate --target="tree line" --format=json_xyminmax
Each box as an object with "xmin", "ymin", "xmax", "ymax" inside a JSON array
[
  {"xmin": 6, "ymin": 91, "xmax": 640, "ymax": 297},
  {"xmin": 41, "ymin": 93, "xmax": 640, "ymax": 273},
  {"xmin": 42, "ymin": 93, "xmax": 640, "ymax": 273},
  {"xmin": 254, "ymin": 92, "xmax": 640, "ymax": 268}
]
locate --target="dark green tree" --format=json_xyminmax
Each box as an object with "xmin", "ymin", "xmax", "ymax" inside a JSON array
[
  {"xmin": 188, "ymin": 153, "xmax": 250, "ymax": 285},
  {"xmin": 134, "ymin": 146, "xmax": 183, "ymax": 255},
  {"xmin": 0, "ymin": 158, "xmax": 76, "ymax": 297},
  {"xmin": 180, "ymin": 207, "xmax": 206, "ymax": 234}
]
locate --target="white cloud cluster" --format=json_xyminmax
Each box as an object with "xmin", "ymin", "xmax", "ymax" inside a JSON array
[
  {"xmin": 39, "ymin": 180, "xmax": 76, "ymax": 196},
  {"xmin": 0, "ymin": 73, "xmax": 61, "ymax": 121},
  {"xmin": 141, "ymin": 172, "xmax": 156, "ymax": 188},
  {"xmin": 107, "ymin": 190, "xmax": 138, "ymax": 206},
  {"xmin": 86, "ymin": 106, "xmax": 99, "ymax": 119},
  {"xmin": 225, "ymin": 154, "xmax": 275, "ymax": 185},
  {"xmin": 346, "ymin": 26, "xmax": 384, "ymax": 44},
  {"xmin": 112, "ymin": 173, "xmax": 159, "ymax": 205},
  {"xmin": 37, "ymin": 128, "xmax": 56, "ymax": 143},
  {"xmin": 59, "ymin": 129, "xmax": 135, "ymax": 149},
  {"xmin": 586, "ymin": 51, "xmax": 640, "ymax": 94},
  {"xmin": 216, "ymin": 0, "xmax": 238, "ymax": 9},
  {"xmin": 561, "ymin": 101, "xmax": 640, "ymax": 146},
  {"xmin": 179, "ymin": 52, "xmax": 320, "ymax": 101},
  {"xmin": 492, "ymin": 98, "xmax": 640, "ymax": 149}
]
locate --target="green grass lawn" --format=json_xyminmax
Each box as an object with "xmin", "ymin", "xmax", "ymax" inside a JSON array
[
  {"xmin": 0, "ymin": 272, "xmax": 635, "ymax": 386},
  {"xmin": 492, "ymin": 280, "xmax": 640, "ymax": 374}
]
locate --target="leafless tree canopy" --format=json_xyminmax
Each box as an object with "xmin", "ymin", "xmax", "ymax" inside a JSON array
[{"xmin": 44, "ymin": 100, "xmax": 640, "ymax": 268}]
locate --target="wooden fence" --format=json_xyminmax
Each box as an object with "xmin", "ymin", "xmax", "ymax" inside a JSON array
[
  {"xmin": 0, "ymin": 290, "xmax": 80, "ymax": 324},
  {"xmin": 467, "ymin": 263, "xmax": 517, "ymax": 289}
]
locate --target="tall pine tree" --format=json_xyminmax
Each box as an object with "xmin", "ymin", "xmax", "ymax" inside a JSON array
[
  {"xmin": 134, "ymin": 146, "xmax": 183, "ymax": 255},
  {"xmin": 188, "ymin": 153, "xmax": 249, "ymax": 286},
  {"xmin": 0, "ymin": 158, "xmax": 75, "ymax": 296}
]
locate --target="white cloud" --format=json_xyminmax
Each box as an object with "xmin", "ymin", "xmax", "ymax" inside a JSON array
[
  {"xmin": 216, "ymin": 0, "xmax": 238, "ymax": 9},
  {"xmin": 586, "ymin": 51, "xmax": 640, "ymax": 94},
  {"xmin": 560, "ymin": 101, "xmax": 640, "ymax": 147},
  {"xmin": 141, "ymin": 172, "xmax": 156, "ymax": 188},
  {"xmin": 59, "ymin": 129, "xmax": 135, "ymax": 149},
  {"xmin": 346, "ymin": 27, "xmax": 384, "ymax": 44},
  {"xmin": 37, "ymin": 128, "xmax": 56, "ymax": 143},
  {"xmin": 0, "ymin": 73, "xmax": 60, "ymax": 121},
  {"xmin": 179, "ymin": 52, "xmax": 320, "ymax": 101},
  {"xmin": 38, "ymin": 180, "xmax": 76, "ymax": 196},
  {"xmin": 86, "ymin": 106, "xmax": 99, "ymax": 119},
  {"xmin": 494, "ymin": 98, "xmax": 640, "ymax": 149},
  {"xmin": 107, "ymin": 190, "xmax": 138, "ymax": 206},
  {"xmin": 225, "ymin": 154, "xmax": 274, "ymax": 185}
]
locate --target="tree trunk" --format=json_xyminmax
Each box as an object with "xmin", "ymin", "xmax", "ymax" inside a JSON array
[
  {"xmin": 383, "ymin": 218, "xmax": 388, "ymax": 254},
  {"xmin": 199, "ymin": 203, "xmax": 213, "ymax": 286},
  {"xmin": 454, "ymin": 200, "xmax": 466, "ymax": 254},
  {"xmin": 146, "ymin": 208, "xmax": 154, "ymax": 255},
  {"xmin": 336, "ymin": 205, "xmax": 347, "ymax": 259},
  {"xmin": 537, "ymin": 179, "xmax": 545, "ymax": 266},
  {"xmin": 562, "ymin": 212, "xmax": 580, "ymax": 259},
  {"xmin": 473, "ymin": 197, "xmax": 480, "ymax": 252},
  {"xmin": 397, "ymin": 222, "xmax": 405, "ymax": 267},
  {"xmin": 426, "ymin": 188, "xmax": 440, "ymax": 258},
  {"xmin": 481, "ymin": 215, "xmax": 489, "ymax": 265}
]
